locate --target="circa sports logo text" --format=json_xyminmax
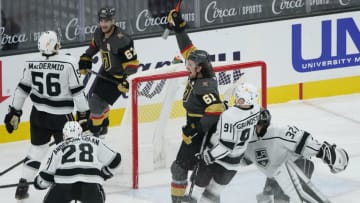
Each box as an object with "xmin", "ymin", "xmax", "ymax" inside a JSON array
[{"xmin": 271, "ymin": 0, "xmax": 351, "ymax": 15}]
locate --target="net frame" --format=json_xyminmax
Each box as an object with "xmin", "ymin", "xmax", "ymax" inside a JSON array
[{"xmin": 130, "ymin": 61, "xmax": 267, "ymax": 189}]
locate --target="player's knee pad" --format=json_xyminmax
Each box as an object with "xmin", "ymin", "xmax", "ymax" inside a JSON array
[
  {"xmin": 26, "ymin": 143, "xmax": 49, "ymax": 165},
  {"xmin": 171, "ymin": 161, "xmax": 188, "ymax": 181},
  {"xmin": 256, "ymin": 193, "xmax": 274, "ymax": 203},
  {"xmin": 22, "ymin": 144, "xmax": 49, "ymax": 180},
  {"xmin": 89, "ymin": 94, "xmax": 108, "ymax": 115}
]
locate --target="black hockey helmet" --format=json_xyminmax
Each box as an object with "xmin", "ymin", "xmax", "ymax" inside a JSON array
[
  {"xmin": 257, "ymin": 108, "xmax": 271, "ymax": 137},
  {"xmin": 188, "ymin": 50, "xmax": 214, "ymax": 78},
  {"xmin": 98, "ymin": 7, "xmax": 115, "ymax": 20},
  {"xmin": 188, "ymin": 50, "xmax": 211, "ymax": 65}
]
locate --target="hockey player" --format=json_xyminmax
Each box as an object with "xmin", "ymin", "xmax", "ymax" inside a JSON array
[
  {"xmin": 166, "ymin": 9, "xmax": 225, "ymax": 203},
  {"xmin": 3, "ymin": 30, "xmax": 90, "ymax": 200},
  {"xmin": 242, "ymin": 109, "xmax": 349, "ymax": 203},
  {"xmin": 188, "ymin": 83, "xmax": 261, "ymax": 203},
  {"xmin": 33, "ymin": 121, "xmax": 121, "ymax": 203},
  {"xmin": 78, "ymin": 7, "xmax": 139, "ymax": 137}
]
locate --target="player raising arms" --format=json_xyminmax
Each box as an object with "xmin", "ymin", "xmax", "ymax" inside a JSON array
[
  {"xmin": 3, "ymin": 31, "xmax": 90, "ymax": 200},
  {"xmin": 242, "ymin": 109, "xmax": 349, "ymax": 203},
  {"xmin": 78, "ymin": 7, "xmax": 139, "ymax": 137},
  {"xmin": 166, "ymin": 9, "xmax": 225, "ymax": 203},
  {"xmin": 188, "ymin": 83, "xmax": 261, "ymax": 203},
  {"xmin": 34, "ymin": 121, "xmax": 121, "ymax": 203}
]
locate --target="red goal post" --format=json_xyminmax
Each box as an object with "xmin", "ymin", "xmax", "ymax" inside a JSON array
[{"xmin": 129, "ymin": 61, "xmax": 267, "ymax": 189}]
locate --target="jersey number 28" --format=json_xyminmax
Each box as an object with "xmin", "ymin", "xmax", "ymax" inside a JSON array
[{"xmin": 62, "ymin": 143, "xmax": 94, "ymax": 164}]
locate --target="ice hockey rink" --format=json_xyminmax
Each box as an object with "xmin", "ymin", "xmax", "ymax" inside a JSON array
[{"xmin": 0, "ymin": 93, "xmax": 359, "ymax": 203}]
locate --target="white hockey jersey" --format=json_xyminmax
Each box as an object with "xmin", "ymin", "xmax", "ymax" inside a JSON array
[
  {"xmin": 207, "ymin": 105, "xmax": 260, "ymax": 170},
  {"xmin": 11, "ymin": 53, "xmax": 89, "ymax": 114},
  {"xmin": 243, "ymin": 124, "xmax": 322, "ymax": 177},
  {"xmin": 39, "ymin": 135, "xmax": 121, "ymax": 185}
]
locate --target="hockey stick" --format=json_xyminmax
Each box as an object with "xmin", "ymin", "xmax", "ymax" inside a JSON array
[
  {"xmin": 162, "ymin": 0, "xmax": 183, "ymax": 39},
  {"xmin": 0, "ymin": 159, "xmax": 24, "ymax": 176},
  {"xmin": 86, "ymin": 69, "xmax": 121, "ymax": 86},
  {"xmin": 0, "ymin": 141, "xmax": 56, "ymax": 176},
  {"xmin": 187, "ymin": 131, "xmax": 209, "ymax": 201},
  {"xmin": 0, "ymin": 182, "xmax": 34, "ymax": 189}
]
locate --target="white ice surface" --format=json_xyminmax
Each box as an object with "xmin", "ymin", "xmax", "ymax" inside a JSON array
[{"xmin": 1, "ymin": 94, "xmax": 359, "ymax": 203}]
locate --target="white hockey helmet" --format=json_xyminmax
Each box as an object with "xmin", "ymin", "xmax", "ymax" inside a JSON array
[
  {"xmin": 234, "ymin": 82, "xmax": 259, "ymax": 105},
  {"xmin": 38, "ymin": 31, "xmax": 60, "ymax": 55},
  {"xmin": 63, "ymin": 121, "xmax": 83, "ymax": 139}
]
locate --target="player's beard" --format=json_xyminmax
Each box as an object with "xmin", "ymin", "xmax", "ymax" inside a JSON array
[{"xmin": 101, "ymin": 24, "xmax": 114, "ymax": 35}]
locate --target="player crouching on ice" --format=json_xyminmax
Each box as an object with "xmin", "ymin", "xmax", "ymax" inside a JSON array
[
  {"xmin": 241, "ymin": 109, "xmax": 349, "ymax": 203},
  {"xmin": 33, "ymin": 121, "xmax": 121, "ymax": 203}
]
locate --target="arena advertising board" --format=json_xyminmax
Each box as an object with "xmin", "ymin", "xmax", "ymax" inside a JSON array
[{"xmin": 0, "ymin": 11, "xmax": 359, "ymax": 122}]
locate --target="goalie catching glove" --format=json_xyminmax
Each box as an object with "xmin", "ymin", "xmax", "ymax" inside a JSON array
[
  {"xmin": 78, "ymin": 54, "xmax": 92, "ymax": 75},
  {"xmin": 316, "ymin": 141, "xmax": 349, "ymax": 173},
  {"xmin": 182, "ymin": 123, "xmax": 202, "ymax": 145},
  {"xmin": 167, "ymin": 10, "xmax": 187, "ymax": 33},
  {"xmin": 4, "ymin": 106, "xmax": 22, "ymax": 134}
]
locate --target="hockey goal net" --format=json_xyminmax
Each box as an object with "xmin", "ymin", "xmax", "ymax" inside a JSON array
[{"xmin": 106, "ymin": 61, "xmax": 267, "ymax": 189}]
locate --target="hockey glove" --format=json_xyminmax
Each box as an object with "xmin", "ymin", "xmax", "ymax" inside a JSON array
[
  {"xmin": 4, "ymin": 106, "xmax": 22, "ymax": 134},
  {"xmin": 182, "ymin": 123, "xmax": 201, "ymax": 145},
  {"xmin": 167, "ymin": 9, "xmax": 187, "ymax": 33},
  {"xmin": 78, "ymin": 54, "xmax": 92, "ymax": 75},
  {"xmin": 76, "ymin": 110, "xmax": 90, "ymax": 132},
  {"xmin": 33, "ymin": 175, "xmax": 50, "ymax": 190},
  {"xmin": 117, "ymin": 79, "xmax": 129, "ymax": 93},
  {"xmin": 202, "ymin": 148, "xmax": 215, "ymax": 165},
  {"xmin": 316, "ymin": 141, "xmax": 349, "ymax": 173},
  {"xmin": 100, "ymin": 166, "xmax": 114, "ymax": 181}
]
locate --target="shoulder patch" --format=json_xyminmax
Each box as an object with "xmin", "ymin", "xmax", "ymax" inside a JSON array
[
  {"xmin": 117, "ymin": 32, "xmax": 124, "ymax": 39},
  {"xmin": 194, "ymin": 78, "xmax": 218, "ymax": 95}
]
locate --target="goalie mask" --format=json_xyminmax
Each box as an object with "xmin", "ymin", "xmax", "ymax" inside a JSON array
[
  {"xmin": 234, "ymin": 82, "xmax": 259, "ymax": 106},
  {"xmin": 38, "ymin": 31, "xmax": 60, "ymax": 55},
  {"xmin": 63, "ymin": 121, "xmax": 83, "ymax": 140}
]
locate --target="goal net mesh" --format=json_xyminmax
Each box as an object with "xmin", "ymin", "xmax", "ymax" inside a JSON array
[{"xmin": 104, "ymin": 61, "xmax": 267, "ymax": 189}]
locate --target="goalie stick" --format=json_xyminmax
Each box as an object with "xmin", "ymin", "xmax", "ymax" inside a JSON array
[{"xmin": 161, "ymin": 0, "xmax": 183, "ymax": 39}]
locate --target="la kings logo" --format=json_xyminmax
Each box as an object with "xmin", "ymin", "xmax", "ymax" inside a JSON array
[{"xmin": 255, "ymin": 148, "xmax": 269, "ymax": 168}]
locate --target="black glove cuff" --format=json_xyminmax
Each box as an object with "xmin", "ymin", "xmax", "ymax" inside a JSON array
[{"xmin": 9, "ymin": 106, "xmax": 22, "ymax": 116}]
